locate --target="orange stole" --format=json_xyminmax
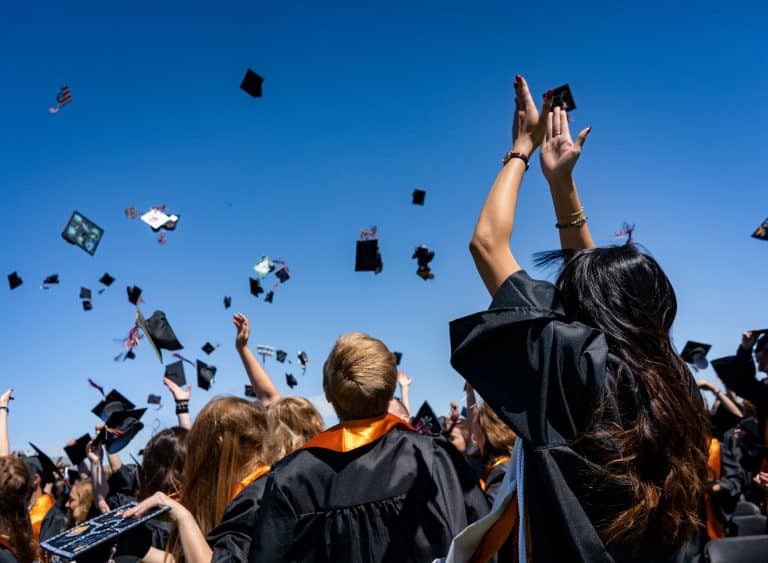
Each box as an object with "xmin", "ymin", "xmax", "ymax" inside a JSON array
[
  {"xmin": 300, "ymin": 413, "xmax": 416, "ymax": 453},
  {"xmin": 705, "ymin": 438, "xmax": 726, "ymax": 540},
  {"xmin": 230, "ymin": 465, "xmax": 270, "ymax": 502},
  {"xmin": 29, "ymin": 493, "xmax": 54, "ymax": 542},
  {"xmin": 479, "ymin": 456, "xmax": 511, "ymax": 493}
]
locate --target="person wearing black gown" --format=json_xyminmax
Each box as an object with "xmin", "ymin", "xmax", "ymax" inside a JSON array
[
  {"xmin": 446, "ymin": 75, "xmax": 710, "ymax": 562},
  {"xmin": 250, "ymin": 332, "xmax": 489, "ymax": 562}
]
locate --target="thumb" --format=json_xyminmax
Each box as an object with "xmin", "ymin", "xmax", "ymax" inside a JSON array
[{"xmin": 575, "ymin": 125, "xmax": 592, "ymax": 149}]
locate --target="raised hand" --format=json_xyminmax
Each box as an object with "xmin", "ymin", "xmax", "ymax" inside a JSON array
[
  {"xmin": 397, "ymin": 371, "xmax": 412, "ymax": 388},
  {"xmin": 696, "ymin": 379, "xmax": 716, "ymax": 393},
  {"xmin": 163, "ymin": 377, "xmax": 191, "ymax": 402},
  {"xmin": 0, "ymin": 388, "xmax": 12, "ymax": 408},
  {"xmin": 511, "ymin": 75, "xmax": 552, "ymax": 154},
  {"xmin": 233, "ymin": 313, "xmax": 250, "ymax": 351},
  {"xmin": 742, "ymin": 331, "xmax": 758, "ymax": 351},
  {"xmin": 540, "ymin": 106, "xmax": 591, "ymax": 184}
]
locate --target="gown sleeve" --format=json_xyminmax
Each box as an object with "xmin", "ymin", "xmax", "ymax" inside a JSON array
[
  {"xmin": 207, "ymin": 480, "xmax": 266, "ymax": 563},
  {"xmin": 247, "ymin": 476, "xmax": 297, "ymax": 563},
  {"xmin": 450, "ymin": 270, "xmax": 609, "ymax": 447}
]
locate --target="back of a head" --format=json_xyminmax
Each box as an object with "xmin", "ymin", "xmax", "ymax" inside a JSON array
[
  {"xmin": 0, "ymin": 456, "xmax": 36, "ymax": 563},
  {"xmin": 477, "ymin": 403, "xmax": 516, "ymax": 462},
  {"xmin": 138, "ymin": 427, "xmax": 188, "ymax": 500},
  {"xmin": 266, "ymin": 397, "xmax": 325, "ymax": 464},
  {"xmin": 323, "ymin": 332, "xmax": 397, "ymax": 421}
]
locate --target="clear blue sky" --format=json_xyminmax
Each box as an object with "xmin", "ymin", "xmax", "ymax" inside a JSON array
[{"xmin": 2, "ymin": 1, "xmax": 767, "ymax": 460}]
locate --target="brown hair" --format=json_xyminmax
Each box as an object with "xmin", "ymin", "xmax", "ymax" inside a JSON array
[
  {"xmin": 138, "ymin": 427, "xmax": 188, "ymax": 500},
  {"xmin": 168, "ymin": 397, "xmax": 268, "ymax": 562},
  {"xmin": 266, "ymin": 397, "xmax": 324, "ymax": 463},
  {"xmin": 477, "ymin": 403, "xmax": 516, "ymax": 464},
  {"xmin": 67, "ymin": 479, "xmax": 94, "ymax": 526},
  {"xmin": 0, "ymin": 456, "xmax": 36, "ymax": 563},
  {"xmin": 323, "ymin": 332, "xmax": 397, "ymax": 420}
]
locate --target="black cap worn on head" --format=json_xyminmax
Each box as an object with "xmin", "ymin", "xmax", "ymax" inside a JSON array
[
  {"xmin": 147, "ymin": 394, "xmax": 161, "ymax": 405},
  {"xmin": 393, "ymin": 352, "xmax": 402, "ymax": 365},
  {"xmin": 681, "ymin": 341, "xmax": 712, "ymax": 370},
  {"xmin": 127, "ymin": 286, "xmax": 143, "ymax": 305},
  {"xmin": 224, "ymin": 296, "xmax": 232, "ymax": 309},
  {"xmin": 752, "ymin": 217, "xmax": 768, "ymax": 240},
  {"xmin": 201, "ymin": 342, "xmax": 215, "ymax": 355},
  {"xmin": 80, "ymin": 287, "xmax": 92, "ymax": 299},
  {"xmin": 265, "ymin": 291, "xmax": 274, "ymax": 303},
  {"xmin": 165, "ymin": 360, "xmax": 187, "ymax": 387},
  {"xmin": 100, "ymin": 273, "xmax": 115, "ymax": 287},
  {"xmin": 545, "ymin": 83, "xmax": 576, "ymax": 112},
  {"xmin": 82, "ymin": 300, "xmax": 93, "ymax": 311},
  {"xmin": 275, "ymin": 268, "xmax": 290, "ymax": 284},
  {"xmin": 136, "ymin": 309, "xmax": 183, "ymax": 363},
  {"xmin": 43, "ymin": 274, "xmax": 60, "ymax": 285},
  {"xmin": 244, "ymin": 384, "xmax": 256, "ymax": 398},
  {"xmin": 250, "ymin": 277, "xmax": 264, "ymax": 298},
  {"xmin": 92, "ymin": 390, "xmax": 136, "ymax": 422},
  {"xmin": 240, "ymin": 69, "xmax": 264, "ymax": 98},
  {"xmin": 61, "ymin": 211, "xmax": 104, "ymax": 256},
  {"xmin": 197, "ymin": 360, "xmax": 216, "ymax": 390},
  {"xmin": 355, "ymin": 239, "xmax": 383, "ymax": 273},
  {"xmin": 412, "ymin": 189, "xmax": 426, "ymax": 206},
  {"xmin": 286, "ymin": 373, "xmax": 298, "ymax": 388},
  {"xmin": 28, "ymin": 443, "xmax": 59, "ymax": 483},
  {"xmin": 276, "ymin": 350, "xmax": 287, "ymax": 363},
  {"xmin": 64, "ymin": 434, "xmax": 92, "ymax": 465},
  {"xmin": 8, "ymin": 272, "xmax": 22, "ymax": 290},
  {"xmin": 103, "ymin": 408, "xmax": 146, "ymax": 454},
  {"xmin": 411, "ymin": 401, "xmax": 442, "ymax": 435}
]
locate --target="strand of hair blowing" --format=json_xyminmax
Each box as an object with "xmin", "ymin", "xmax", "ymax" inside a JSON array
[
  {"xmin": 542, "ymin": 246, "xmax": 711, "ymax": 547},
  {"xmin": 0, "ymin": 456, "xmax": 37, "ymax": 563}
]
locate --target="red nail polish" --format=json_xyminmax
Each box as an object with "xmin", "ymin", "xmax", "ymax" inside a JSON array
[
  {"xmin": 515, "ymin": 74, "xmax": 522, "ymax": 84},
  {"xmin": 545, "ymin": 89, "xmax": 554, "ymax": 99}
]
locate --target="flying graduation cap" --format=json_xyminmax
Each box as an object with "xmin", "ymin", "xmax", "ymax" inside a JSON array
[
  {"xmin": 240, "ymin": 69, "xmax": 264, "ymax": 98},
  {"xmin": 286, "ymin": 373, "xmax": 298, "ymax": 389},
  {"xmin": 265, "ymin": 291, "xmax": 274, "ymax": 303},
  {"xmin": 680, "ymin": 341, "xmax": 712, "ymax": 371},
  {"xmin": 64, "ymin": 434, "xmax": 92, "ymax": 466},
  {"xmin": 412, "ymin": 245, "xmax": 435, "ymax": 281},
  {"xmin": 42, "ymin": 274, "xmax": 59, "ymax": 288},
  {"xmin": 752, "ymin": 217, "xmax": 768, "ymax": 240},
  {"xmin": 80, "ymin": 287, "xmax": 92, "ymax": 299},
  {"xmin": 412, "ymin": 189, "xmax": 426, "ymax": 206},
  {"xmin": 8, "ymin": 272, "xmax": 22, "ymax": 290},
  {"xmin": 393, "ymin": 352, "xmax": 402, "ymax": 365},
  {"xmin": 136, "ymin": 309, "xmax": 183, "ymax": 363},
  {"xmin": 297, "ymin": 351, "xmax": 309, "ymax": 372},
  {"xmin": 545, "ymin": 83, "xmax": 576, "ymax": 112},
  {"xmin": 48, "ymin": 85, "xmax": 72, "ymax": 114},
  {"xmin": 244, "ymin": 384, "xmax": 257, "ymax": 398},
  {"xmin": 250, "ymin": 278, "xmax": 264, "ymax": 298},
  {"xmin": 224, "ymin": 296, "xmax": 232, "ymax": 309},
  {"xmin": 100, "ymin": 273, "xmax": 115, "ymax": 289},
  {"xmin": 276, "ymin": 350, "xmax": 287, "ymax": 363},
  {"xmin": 201, "ymin": 342, "xmax": 216, "ymax": 355},
  {"xmin": 254, "ymin": 256, "xmax": 275, "ymax": 278},
  {"xmin": 147, "ymin": 394, "xmax": 162, "ymax": 406},
  {"xmin": 355, "ymin": 227, "xmax": 382, "ymax": 274},
  {"xmin": 91, "ymin": 390, "xmax": 146, "ymax": 454},
  {"xmin": 27, "ymin": 443, "xmax": 60, "ymax": 483},
  {"xmin": 61, "ymin": 211, "xmax": 104, "ymax": 256},
  {"xmin": 197, "ymin": 360, "xmax": 217, "ymax": 390},
  {"xmin": 164, "ymin": 360, "xmax": 187, "ymax": 387},
  {"xmin": 127, "ymin": 286, "xmax": 143, "ymax": 305}
]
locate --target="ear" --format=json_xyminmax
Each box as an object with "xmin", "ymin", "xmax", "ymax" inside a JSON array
[{"xmin": 34, "ymin": 473, "xmax": 42, "ymax": 489}]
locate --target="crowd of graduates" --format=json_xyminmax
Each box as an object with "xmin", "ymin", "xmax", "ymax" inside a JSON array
[{"xmin": 1, "ymin": 76, "xmax": 767, "ymax": 563}]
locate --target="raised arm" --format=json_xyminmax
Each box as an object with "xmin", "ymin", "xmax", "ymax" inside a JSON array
[
  {"xmin": 540, "ymin": 106, "xmax": 594, "ymax": 250},
  {"xmin": 0, "ymin": 388, "xmax": 12, "ymax": 456},
  {"xmin": 87, "ymin": 437, "xmax": 111, "ymax": 514},
  {"xmin": 164, "ymin": 377, "xmax": 192, "ymax": 430},
  {"xmin": 397, "ymin": 371, "xmax": 412, "ymax": 416},
  {"xmin": 697, "ymin": 380, "xmax": 743, "ymax": 419},
  {"xmin": 234, "ymin": 313, "xmax": 280, "ymax": 404},
  {"xmin": 470, "ymin": 75, "xmax": 552, "ymax": 296}
]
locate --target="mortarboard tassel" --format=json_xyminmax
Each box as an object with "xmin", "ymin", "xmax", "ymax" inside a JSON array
[
  {"xmin": 172, "ymin": 353, "xmax": 196, "ymax": 366},
  {"xmin": 614, "ymin": 222, "xmax": 636, "ymax": 246},
  {"xmin": 48, "ymin": 85, "xmax": 73, "ymax": 114},
  {"xmin": 87, "ymin": 378, "xmax": 106, "ymax": 397}
]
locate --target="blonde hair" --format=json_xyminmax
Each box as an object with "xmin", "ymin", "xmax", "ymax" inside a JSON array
[
  {"xmin": 266, "ymin": 397, "xmax": 324, "ymax": 463},
  {"xmin": 69, "ymin": 479, "xmax": 94, "ymax": 526},
  {"xmin": 323, "ymin": 333, "xmax": 397, "ymax": 420},
  {"xmin": 477, "ymin": 403, "xmax": 516, "ymax": 463}
]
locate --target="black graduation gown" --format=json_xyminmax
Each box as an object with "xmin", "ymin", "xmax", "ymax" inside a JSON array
[
  {"xmin": 249, "ymin": 428, "xmax": 489, "ymax": 562},
  {"xmin": 0, "ymin": 547, "xmax": 17, "ymax": 563},
  {"xmin": 712, "ymin": 346, "xmax": 768, "ymax": 440},
  {"xmin": 449, "ymin": 270, "xmax": 690, "ymax": 563},
  {"xmin": 483, "ymin": 460, "xmax": 508, "ymax": 505},
  {"xmin": 207, "ymin": 477, "xmax": 267, "ymax": 563}
]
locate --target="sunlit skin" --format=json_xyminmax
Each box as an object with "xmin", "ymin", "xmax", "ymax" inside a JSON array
[{"xmin": 448, "ymin": 425, "xmax": 468, "ymax": 455}]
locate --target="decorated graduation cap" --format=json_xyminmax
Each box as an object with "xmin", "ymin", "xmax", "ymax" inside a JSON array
[
  {"xmin": 254, "ymin": 256, "xmax": 275, "ymax": 278},
  {"xmin": 250, "ymin": 278, "xmax": 264, "ymax": 298},
  {"xmin": 43, "ymin": 274, "xmax": 59, "ymax": 287},
  {"xmin": 197, "ymin": 360, "xmax": 216, "ymax": 390},
  {"xmin": 752, "ymin": 217, "xmax": 768, "ymax": 240},
  {"xmin": 276, "ymin": 350, "xmax": 287, "ymax": 363},
  {"xmin": 8, "ymin": 272, "xmax": 22, "ymax": 290},
  {"xmin": 545, "ymin": 83, "xmax": 576, "ymax": 112},
  {"xmin": 286, "ymin": 373, "xmax": 298, "ymax": 389},
  {"xmin": 240, "ymin": 69, "xmax": 264, "ymax": 98},
  {"xmin": 61, "ymin": 211, "xmax": 104, "ymax": 255},
  {"xmin": 201, "ymin": 342, "xmax": 216, "ymax": 355},
  {"xmin": 127, "ymin": 285, "xmax": 143, "ymax": 305},
  {"xmin": 355, "ymin": 226, "xmax": 382, "ymax": 273},
  {"xmin": 411, "ymin": 401, "xmax": 442, "ymax": 436},
  {"xmin": 224, "ymin": 296, "xmax": 232, "ymax": 309},
  {"xmin": 164, "ymin": 360, "xmax": 187, "ymax": 387},
  {"xmin": 136, "ymin": 309, "xmax": 183, "ymax": 363},
  {"xmin": 244, "ymin": 384, "xmax": 257, "ymax": 398},
  {"xmin": 28, "ymin": 443, "xmax": 60, "ymax": 483},
  {"xmin": 64, "ymin": 434, "xmax": 92, "ymax": 466},
  {"xmin": 412, "ymin": 189, "xmax": 426, "ymax": 206},
  {"xmin": 680, "ymin": 341, "xmax": 712, "ymax": 371}
]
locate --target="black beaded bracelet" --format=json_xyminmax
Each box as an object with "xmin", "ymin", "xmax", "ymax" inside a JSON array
[{"xmin": 175, "ymin": 401, "xmax": 189, "ymax": 415}]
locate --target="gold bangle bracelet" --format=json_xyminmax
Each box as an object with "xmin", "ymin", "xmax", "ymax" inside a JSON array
[{"xmin": 556, "ymin": 207, "xmax": 585, "ymax": 223}]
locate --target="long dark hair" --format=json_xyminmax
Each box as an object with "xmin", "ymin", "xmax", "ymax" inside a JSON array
[
  {"xmin": 138, "ymin": 427, "xmax": 188, "ymax": 500},
  {"xmin": 0, "ymin": 456, "xmax": 37, "ymax": 563},
  {"xmin": 536, "ymin": 245, "xmax": 710, "ymax": 547}
]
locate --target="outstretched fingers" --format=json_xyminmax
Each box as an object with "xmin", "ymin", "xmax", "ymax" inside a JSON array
[{"xmin": 575, "ymin": 126, "xmax": 592, "ymax": 149}]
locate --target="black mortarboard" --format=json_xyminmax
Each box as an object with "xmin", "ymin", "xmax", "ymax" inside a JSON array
[
  {"xmin": 136, "ymin": 309, "xmax": 183, "ymax": 363},
  {"xmin": 412, "ymin": 189, "xmax": 426, "ymax": 206},
  {"xmin": 43, "ymin": 274, "xmax": 60, "ymax": 285},
  {"xmin": 681, "ymin": 341, "xmax": 712, "ymax": 370},
  {"xmin": 224, "ymin": 296, "xmax": 232, "ymax": 309},
  {"xmin": 275, "ymin": 268, "xmax": 290, "ymax": 284},
  {"xmin": 127, "ymin": 286, "xmax": 143, "ymax": 305},
  {"xmin": 92, "ymin": 390, "xmax": 136, "ymax": 422},
  {"xmin": 411, "ymin": 401, "xmax": 442, "ymax": 435},
  {"xmin": 124, "ymin": 348, "xmax": 136, "ymax": 360},
  {"xmin": 297, "ymin": 351, "xmax": 309, "ymax": 369},
  {"xmin": 286, "ymin": 373, "xmax": 298, "ymax": 388},
  {"xmin": 545, "ymin": 83, "xmax": 576, "ymax": 112},
  {"xmin": 244, "ymin": 384, "xmax": 256, "ymax": 398},
  {"xmin": 249, "ymin": 277, "xmax": 264, "ymax": 297},
  {"xmin": 66, "ymin": 468, "xmax": 80, "ymax": 484},
  {"xmin": 197, "ymin": 360, "xmax": 216, "ymax": 390},
  {"xmin": 80, "ymin": 287, "xmax": 92, "ymax": 299},
  {"xmin": 147, "ymin": 394, "xmax": 161, "ymax": 405},
  {"xmin": 265, "ymin": 291, "xmax": 274, "ymax": 303},
  {"xmin": 61, "ymin": 211, "xmax": 104, "ymax": 255},
  {"xmin": 100, "ymin": 273, "xmax": 115, "ymax": 287},
  {"xmin": 276, "ymin": 350, "xmax": 287, "ymax": 363},
  {"xmin": 752, "ymin": 217, "xmax": 768, "ymax": 240},
  {"xmin": 103, "ymin": 408, "xmax": 146, "ymax": 454},
  {"xmin": 412, "ymin": 245, "xmax": 434, "ymax": 267},
  {"xmin": 64, "ymin": 434, "xmax": 92, "ymax": 465},
  {"xmin": 355, "ymin": 239, "xmax": 383, "ymax": 273},
  {"xmin": 393, "ymin": 352, "xmax": 402, "ymax": 365},
  {"xmin": 201, "ymin": 342, "xmax": 215, "ymax": 355},
  {"xmin": 164, "ymin": 360, "xmax": 187, "ymax": 387},
  {"xmin": 82, "ymin": 300, "xmax": 93, "ymax": 311},
  {"xmin": 240, "ymin": 69, "xmax": 264, "ymax": 98},
  {"xmin": 8, "ymin": 272, "xmax": 22, "ymax": 290},
  {"xmin": 29, "ymin": 443, "xmax": 59, "ymax": 483}
]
